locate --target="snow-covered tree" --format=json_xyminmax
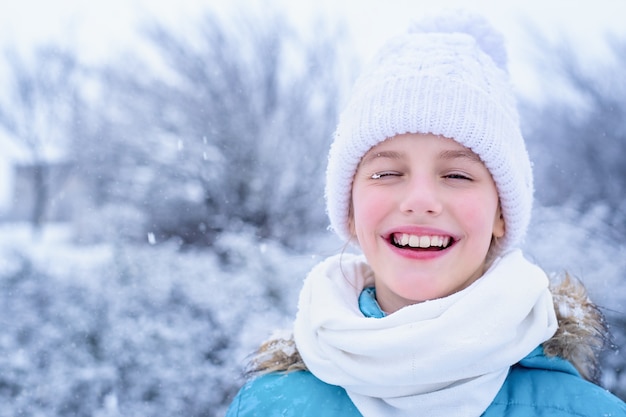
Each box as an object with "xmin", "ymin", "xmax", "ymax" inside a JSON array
[
  {"xmin": 521, "ymin": 35, "xmax": 626, "ymax": 236},
  {"xmin": 71, "ymin": 8, "xmax": 354, "ymax": 247}
]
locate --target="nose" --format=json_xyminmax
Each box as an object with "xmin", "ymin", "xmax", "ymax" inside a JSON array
[{"xmin": 398, "ymin": 176, "xmax": 443, "ymax": 216}]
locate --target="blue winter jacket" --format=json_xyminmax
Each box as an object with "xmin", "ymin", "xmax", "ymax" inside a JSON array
[{"xmin": 226, "ymin": 287, "xmax": 626, "ymax": 416}]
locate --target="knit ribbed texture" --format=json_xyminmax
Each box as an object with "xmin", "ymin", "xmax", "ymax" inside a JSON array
[{"xmin": 325, "ymin": 12, "xmax": 533, "ymax": 253}]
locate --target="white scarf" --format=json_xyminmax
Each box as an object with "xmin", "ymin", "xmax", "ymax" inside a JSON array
[{"xmin": 293, "ymin": 249, "xmax": 558, "ymax": 417}]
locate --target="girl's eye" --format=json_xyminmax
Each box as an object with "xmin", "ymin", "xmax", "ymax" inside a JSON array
[
  {"xmin": 370, "ymin": 171, "xmax": 399, "ymax": 179},
  {"xmin": 444, "ymin": 173, "xmax": 472, "ymax": 181}
]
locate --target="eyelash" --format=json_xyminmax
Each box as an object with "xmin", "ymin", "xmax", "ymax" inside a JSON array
[
  {"xmin": 369, "ymin": 172, "xmax": 473, "ymax": 181},
  {"xmin": 444, "ymin": 173, "xmax": 472, "ymax": 181},
  {"xmin": 370, "ymin": 172, "xmax": 399, "ymax": 179}
]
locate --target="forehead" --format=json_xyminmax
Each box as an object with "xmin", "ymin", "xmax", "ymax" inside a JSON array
[{"xmin": 360, "ymin": 133, "xmax": 482, "ymax": 166}]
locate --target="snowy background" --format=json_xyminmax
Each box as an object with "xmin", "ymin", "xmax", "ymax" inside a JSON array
[{"xmin": 0, "ymin": 1, "xmax": 625, "ymax": 416}]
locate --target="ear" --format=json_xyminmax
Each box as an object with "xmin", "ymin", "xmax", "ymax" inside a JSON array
[{"xmin": 492, "ymin": 205, "xmax": 505, "ymax": 238}]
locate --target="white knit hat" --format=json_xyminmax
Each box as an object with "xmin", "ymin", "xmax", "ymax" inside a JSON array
[{"xmin": 325, "ymin": 11, "xmax": 533, "ymax": 254}]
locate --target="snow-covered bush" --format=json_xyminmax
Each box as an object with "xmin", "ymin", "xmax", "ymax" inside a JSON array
[{"xmin": 0, "ymin": 224, "xmax": 333, "ymax": 416}]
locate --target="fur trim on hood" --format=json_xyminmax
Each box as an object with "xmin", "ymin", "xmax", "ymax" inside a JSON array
[
  {"xmin": 544, "ymin": 272, "xmax": 608, "ymax": 383},
  {"xmin": 248, "ymin": 272, "xmax": 609, "ymax": 383}
]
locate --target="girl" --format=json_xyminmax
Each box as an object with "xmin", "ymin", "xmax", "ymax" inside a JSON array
[{"xmin": 225, "ymin": 11, "xmax": 626, "ymax": 417}]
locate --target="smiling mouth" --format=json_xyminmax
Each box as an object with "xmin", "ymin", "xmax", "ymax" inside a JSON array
[{"xmin": 390, "ymin": 233, "xmax": 454, "ymax": 250}]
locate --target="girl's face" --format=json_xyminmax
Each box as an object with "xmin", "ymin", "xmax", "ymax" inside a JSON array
[{"xmin": 350, "ymin": 133, "xmax": 505, "ymax": 313}]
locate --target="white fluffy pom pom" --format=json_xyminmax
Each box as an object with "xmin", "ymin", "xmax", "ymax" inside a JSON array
[{"xmin": 408, "ymin": 9, "xmax": 508, "ymax": 71}]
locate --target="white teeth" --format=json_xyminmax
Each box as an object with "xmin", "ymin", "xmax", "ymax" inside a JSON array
[{"xmin": 393, "ymin": 233, "xmax": 451, "ymax": 249}]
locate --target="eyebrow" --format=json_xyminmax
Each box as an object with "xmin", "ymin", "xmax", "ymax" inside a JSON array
[
  {"xmin": 359, "ymin": 150, "xmax": 404, "ymax": 168},
  {"xmin": 360, "ymin": 148, "xmax": 483, "ymax": 168},
  {"xmin": 438, "ymin": 149, "xmax": 483, "ymax": 164}
]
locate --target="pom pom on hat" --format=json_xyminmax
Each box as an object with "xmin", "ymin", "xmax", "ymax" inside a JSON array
[
  {"xmin": 325, "ymin": 10, "xmax": 533, "ymax": 255},
  {"xmin": 408, "ymin": 10, "xmax": 508, "ymax": 71}
]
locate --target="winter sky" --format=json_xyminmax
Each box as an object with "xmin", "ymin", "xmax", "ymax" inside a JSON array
[
  {"xmin": 1, "ymin": 0, "xmax": 625, "ymax": 210},
  {"xmin": 1, "ymin": 0, "xmax": 624, "ymax": 85}
]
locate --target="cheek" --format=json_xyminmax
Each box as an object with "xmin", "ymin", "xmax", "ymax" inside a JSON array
[
  {"xmin": 458, "ymin": 194, "xmax": 500, "ymax": 237},
  {"xmin": 351, "ymin": 186, "xmax": 386, "ymax": 233}
]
